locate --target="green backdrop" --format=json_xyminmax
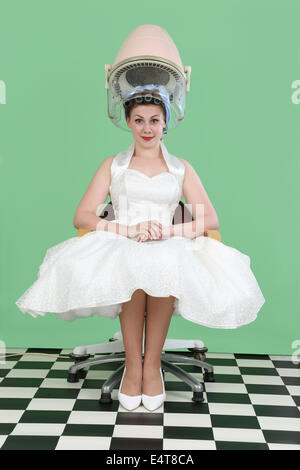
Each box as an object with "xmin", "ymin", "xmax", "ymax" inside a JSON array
[{"xmin": 1, "ymin": 0, "xmax": 299, "ymax": 355}]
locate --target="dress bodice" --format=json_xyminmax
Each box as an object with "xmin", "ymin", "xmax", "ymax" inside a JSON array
[{"xmin": 108, "ymin": 140, "xmax": 185, "ymax": 226}]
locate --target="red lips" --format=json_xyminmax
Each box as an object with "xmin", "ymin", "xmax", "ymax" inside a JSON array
[{"xmin": 142, "ymin": 137, "xmax": 153, "ymax": 141}]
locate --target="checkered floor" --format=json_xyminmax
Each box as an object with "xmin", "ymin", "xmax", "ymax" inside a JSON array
[{"xmin": 0, "ymin": 348, "xmax": 299, "ymax": 450}]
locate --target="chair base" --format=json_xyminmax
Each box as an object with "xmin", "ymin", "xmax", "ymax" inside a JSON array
[{"xmin": 67, "ymin": 351, "xmax": 214, "ymax": 405}]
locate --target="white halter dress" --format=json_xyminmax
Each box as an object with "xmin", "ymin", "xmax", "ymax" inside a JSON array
[{"xmin": 16, "ymin": 140, "xmax": 265, "ymax": 328}]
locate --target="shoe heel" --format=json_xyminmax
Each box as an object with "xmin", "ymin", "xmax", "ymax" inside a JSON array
[
  {"xmin": 118, "ymin": 366, "xmax": 142, "ymax": 411},
  {"xmin": 142, "ymin": 367, "xmax": 166, "ymax": 412}
]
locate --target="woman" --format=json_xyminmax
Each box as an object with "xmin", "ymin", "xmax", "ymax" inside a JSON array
[{"xmin": 16, "ymin": 87, "xmax": 265, "ymax": 412}]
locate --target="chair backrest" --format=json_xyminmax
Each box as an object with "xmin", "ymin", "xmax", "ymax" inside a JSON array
[{"xmin": 78, "ymin": 200, "xmax": 221, "ymax": 241}]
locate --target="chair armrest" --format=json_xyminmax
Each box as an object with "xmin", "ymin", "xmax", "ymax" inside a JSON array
[
  {"xmin": 77, "ymin": 228, "xmax": 92, "ymax": 237},
  {"xmin": 204, "ymin": 230, "xmax": 221, "ymax": 242}
]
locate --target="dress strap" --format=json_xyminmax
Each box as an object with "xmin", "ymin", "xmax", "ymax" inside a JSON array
[{"xmin": 110, "ymin": 140, "xmax": 185, "ymax": 187}]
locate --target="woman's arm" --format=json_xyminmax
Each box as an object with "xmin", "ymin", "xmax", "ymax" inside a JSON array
[
  {"xmin": 73, "ymin": 156, "xmax": 132, "ymax": 237},
  {"xmin": 170, "ymin": 159, "xmax": 219, "ymax": 239}
]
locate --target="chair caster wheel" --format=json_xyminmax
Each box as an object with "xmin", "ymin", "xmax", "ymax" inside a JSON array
[
  {"xmin": 99, "ymin": 393, "xmax": 113, "ymax": 404},
  {"xmin": 204, "ymin": 371, "xmax": 215, "ymax": 382},
  {"xmin": 67, "ymin": 372, "xmax": 79, "ymax": 383},
  {"xmin": 78, "ymin": 369, "xmax": 87, "ymax": 379},
  {"xmin": 192, "ymin": 391, "xmax": 205, "ymax": 403}
]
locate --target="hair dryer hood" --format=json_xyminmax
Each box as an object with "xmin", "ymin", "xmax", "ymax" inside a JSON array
[{"xmin": 105, "ymin": 24, "xmax": 191, "ymax": 133}]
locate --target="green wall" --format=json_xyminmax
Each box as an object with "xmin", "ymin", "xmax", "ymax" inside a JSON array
[{"xmin": 1, "ymin": 0, "xmax": 299, "ymax": 355}]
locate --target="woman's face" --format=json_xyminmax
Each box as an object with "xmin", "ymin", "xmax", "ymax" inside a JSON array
[{"xmin": 126, "ymin": 104, "xmax": 166, "ymax": 145}]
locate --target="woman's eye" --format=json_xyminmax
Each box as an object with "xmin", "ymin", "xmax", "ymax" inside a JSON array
[{"xmin": 135, "ymin": 119, "xmax": 158, "ymax": 123}]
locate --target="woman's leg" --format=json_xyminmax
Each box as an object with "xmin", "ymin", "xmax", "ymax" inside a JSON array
[
  {"xmin": 143, "ymin": 295, "xmax": 175, "ymax": 395},
  {"xmin": 118, "ymin": 289, "xmax": 146, "ymax": 396}
]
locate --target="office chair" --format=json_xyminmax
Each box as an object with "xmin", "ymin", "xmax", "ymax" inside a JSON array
[{"xmin": 68, "ymin": 201, "xmax": 220, "ymax": 404}]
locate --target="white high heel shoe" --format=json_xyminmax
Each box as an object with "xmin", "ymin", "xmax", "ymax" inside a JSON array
[
  {"xmin": 142, "ymin": 367, "xmax": 166, "ymax": 412},
  {"xmin": 118, "ymin": 366, "xmax": 142, "ymax": 411}
]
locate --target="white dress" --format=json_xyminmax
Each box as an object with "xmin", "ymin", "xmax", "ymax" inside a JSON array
[{"xmin": 16, "ymin": 140, "xmax": 265, "ymax": 329}]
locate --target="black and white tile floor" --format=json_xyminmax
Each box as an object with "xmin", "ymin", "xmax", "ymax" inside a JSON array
[{"xmin": 0, "ymin": 348, "xmax": 299, "ymax": 450}]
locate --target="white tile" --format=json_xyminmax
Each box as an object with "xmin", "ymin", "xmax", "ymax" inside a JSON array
[
  {"xmin": 19, "ymin": 354, "xmax": 57, "ymax": 362},
  {"xmin": 236, "ymin": 359, "xmax": 274, "ymax": 368},
  {"xmin": 213, "ymin": 427, "xmax": 266, "ymax": 443},
  {"xmin": 40, "ymin": 378, "xmax": 82, "ymax": 389},
  {"xmin": 0, "ymin": 387, "xmax": 37, "ymax": 398},
  {"xmin": 258, "ymin": 416, "xmax": 300, "ymax": 432},
  {"xmin": 286, "ymin": 385, "xmax": 300, "ymax": 396},
  {"xmin": 67, "ymin": 411, "xmax": 117, "ymax": 425},
  {"xmin": 249, "ymin": 394, "xmax": 296, "ymax": 406},
  {"xmin": 208, "ymin": 403, "xmax": 256, "ymax": 416},
  {"xmin": 6, "ymin": 369, "xmax": 49, "ymax": 378},
  {"xmin": 11, "ymin": 423, "xmax": 65, "ymax": 436},
  {"xmin": 113, "ymin": 424, "xmax": 163, "ymax": 439},
  {"xmin": 205, "ymin": 353, "xmax": 235, "ymax": 359},
  {"xmin": 76, "ymin": 388, "xmax": 119, "ymax": 401},
  {"xmin": 204, "ymin": 382, "xmax": 247, "ymax": 394},
  {"xmin": 276, "ymin": 368, "xmax": 300, "ymax": 377},
  {"xmin": 0, "ymin": 410, "xmax": 25, "ymax": 423},
  {"xmin": 0, "ymin": 436, "xmax": 8, "ymax": 447},
  {"xmin": 5, "ymin": 349, "xmax": 27, "ymax": 354},
  {"xmin": 85, "ymin": 370, "xmax": 117, "ymax": 380},
  {"xmin": 213, "ymin": 366, "xmax": 241, "ymax": 375},
  {"xmin": 55, "ymin": 435, "xmax": 111, "ymax": 450},
  {"xmin": 268, "ymin": 443, "xmax": 300, "ymax": 450},
  {"xmin": 163, "ymin": 413, "xmax": 211, "ymax": 427},
  {"xmin": 163, "ymin": 439, "xmax": 216, "ymax": 450},
  {"xmin": 26, "ymin": 398, "xmax": 75, "ymax": 411},
  {"xmin": 164, "ymin": 391, "xmax": 205, "ymax": 403},
  {"xmin": 0, "ymin": 361, "xmax": 17, "ymax": 370},
  {"xmin": 50, "ymin": 361, "xmax": 72, "ymax": 370},
  {"xmin": 269, "ymin": 355, "xmax": 295, "ymax": 361},
  {"xmin": 242, "ymin": 375, "xmax": 284, "ymax": 385}
]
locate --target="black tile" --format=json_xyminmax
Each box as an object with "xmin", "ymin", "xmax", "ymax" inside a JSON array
[
  {"xmin": 272, "ymin": 360, "xmax": 300, "ymax": 369},
  {"xmin": 26, "ymin": 348, "xmax": 63, "ymax": 355},
  {"xmin": 239, "ymin": 367, "xmax": 279, "ymax": 376},
  {"xmin": 20, "ymin": 410, "xmax": 71, "ymax": 423},
  {"xmin": 110, "ymin": 437, "xmax": 163, "ymax": 450},
  {"xmin": 215, "ymin": 440, "xmax": 269, "ymax": 450},
  {"xmin": 235, "ymin": 353, "xmax": 270, "ymax": 360},
  {"xmin": 164, "ymin": 425, "xmax": 214, "ymax": 441},
  {"xmin": 116, "ymin": 412, "xmax": 163, "ymax": 426},
  {"xmin": 262, "ymin": 430, "xmax": 300, "ymax": 445},
  {"xmin": 245, "ymin": 384, "xmax": 289, "ymax": 395},
  {"xmin": 1, "ymin": 435, "xmax": 60, "ymax": 450},
  {"xmin": 253, "ymin": 404, "xmax": 300, "ymax": 418},
  {"xmin": 206, "ymin": 393, "xmax": 251, "ymax": 404},
  {"xmin": 13, "ymin": 361, "xmax": 54, "ymax": 370},
  {"xmin": 214, "ymin": 374, "xmax": 244, "ymax": 384},
  {"xmin": 292, "ymin": 396, "xmax": 300, "ymax": 406},
  {"xmin": 46, "ymin": 370, "xmax": 72, "ymax": 379},
  {"xmin": 0, "ymin": 398, "xmax": 31, "ymax": 410},
  {"xmin": 211, "ymin": 414, "xmax": 260, "ymax": 429},
  {"xmin": 0, "ymin": 377, "xmax": 43, "ymax": 388},
  {"xmin": 63, "ymin": 423, "xmax": 114, "ymax": 437},
  {"xmin": 34, "ymin": 387, "xmax": 80, "ymax": 399},
  {"xmin": 164, "ymin": 401, "xmax": 209, "ymax": 414},
  {"xmin": 0, "ymin": 423, "xmax": 17, "ymax": 434},
  {"xmin": 73, "ymin": 399, "xmax": 119, "ymax": 412},
  {"xmin": 281, "ymin": 376, "xmax": 300, "ymax": 386}
]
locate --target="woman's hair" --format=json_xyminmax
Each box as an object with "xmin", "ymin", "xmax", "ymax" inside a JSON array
[{"xmin": 123, "ymin": 92, "xmax": 166, "ymax": 123}]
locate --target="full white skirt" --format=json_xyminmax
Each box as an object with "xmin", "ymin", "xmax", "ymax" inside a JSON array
[{"xmin": 16, "ymin": 230, "xmax": 265, "ymax": 329}]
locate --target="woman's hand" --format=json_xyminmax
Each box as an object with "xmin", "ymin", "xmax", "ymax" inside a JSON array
[
  {"xmin": 128, "ymin": 220, "xmax": 163, "ymax": 241},
  {"xmin": 136, "ymin": 224, "xmax": 174, "ymax": 242}
]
